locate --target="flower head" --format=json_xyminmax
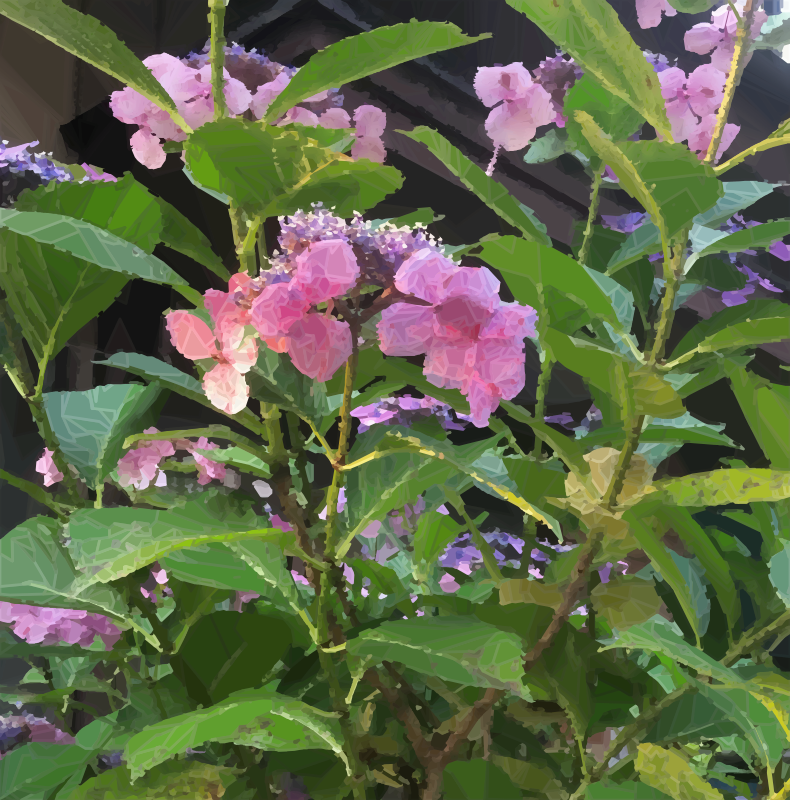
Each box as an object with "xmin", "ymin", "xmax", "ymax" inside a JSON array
[
  {"xmin": 35, "ymin": 449, "xmax": 64, "ymax": 487},
  {"xmin": 636, "ymin": 0, "xmax": 677, "ymax": 29}
]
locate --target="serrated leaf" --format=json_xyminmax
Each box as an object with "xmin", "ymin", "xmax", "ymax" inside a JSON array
[
  {"xmin": 505, "ymin": 0, "xmax": 671, "ymax": 139},
  {"xmin": 124, "ymin": 688, "xmax": 346, "ymax": 780},
  {"xmin": 693, "ymin": 181, "xmax": 779, "ymax": 227},
  {"xmin": 524, "ymin": 129, "xmax": 572, "ymax": 164},
  {"xmin": 636, "ymin": 743, "xmax": 725, "ymax": 800},
  {"xmin": 0, "ymin": 742, "xmax": 95, "ymax": 800},
  {"xmin": 0, "ymin": 0, "xmax": 188, "ymax": 131},
  {"xmin": 398, "ymin": 127, "xmax": 552, "ymax": 245},
  {"xmin": 686, "ymin": 218, "xmax": 790, "ymax": 265},
  {"xmin": 413, "ymin": 510, "xmax": 464, "ymax": 565},
  {"xmin": 265, "ymin": 20, "xmax": 489, "ymax": 122},
  {"xmin": 347, "ymin": 616, "xmax": 527, "ymax": 696},
  {"xmin": 43, "ymin": 383, "xmax": 161, "ymax": 489}
]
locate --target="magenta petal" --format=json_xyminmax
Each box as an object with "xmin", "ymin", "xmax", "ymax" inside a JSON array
[
  {"xmin": 474, "ymin": 63, "xmax": 534, "ymax": 107},
  {"xmin": 293, "ymin": 239, "xmax": 361, "ymax": 303},
  {"xmin": 279, "ymin": 107, "xmax": 320, "ymax": 127},
  {"xmin": 378, "ymin": 303, "xmax": 435, "ymax": 356},
  {"xmin": 636, "ymin": 0, "xmax": 676, "ymax": 28},
  {"xmin": 287, "ymin": 314, "xmax": 352, "ymax": 382},
  {"xmin": 250, "ymin": 283, "xmax": 310, "ymax": 337},
  {"xmin": 394, "ymin": 249, "xmax": 458, "ymax": 304},
  {"xmin": 474, "ymin": 339, "xmax": 526, "ymax": 401},
  {"xmin": 481, "ymin": 303, "xmax": 537, "ymax": 340},
  {"xmin": 466, "ymin": 377, "xmax": 502, "ymax": 428},
  {"xmin": 423, "ymin": 340, "xmax": 476, "ymax": 391},
  {"xmin": 203, "ymin": 363, "xmax": 249, "ymax": 414}
]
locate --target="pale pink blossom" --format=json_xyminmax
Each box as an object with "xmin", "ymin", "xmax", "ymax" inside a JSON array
[
  {"xmin": 130, "ymin": 129, "xmax": 166, "ymax": 170},
  {"xmin": 250, "ymin": 72, "xmax": 291, "ymax": 118},
  {"xmin": 292, "ymin": 239, "xmax": 361, "ymax": 303},
  {"xmin": 351, "ymin": 136, "xmax": 387, "ymax": 163},
  {"xmin": 350, "ymin": 105, "xmax": 387, "ymax": 163},
  {"xmin": 35, "ymin": 448, "xmax": 64, "ymax": 487},
  {"xmin": 687, "ymin": 114, "xmax": 740, "ymax": 161},
  {"xmin": 474, "ymin": 63, "xmax": 535, "ymax": 107},
  {"xmin": 117, "ymin": 428, "xmax": 175, "ymax": 490},
  {"xmin": 191, "ymin": 436, "xmax": 227, "ymax": 485},
  {"xmin": 202, "ymin": 364, "xmax": 250, "ymax": 415},
  {"xmin": 250, "ymin": 283, "xmax": 310, "ymax": 338},
  {"xmin": 287, "ymin": 314, "xmax": 353, "ymax": 382},
  {"xmin": 278, "ymin": 106, "xmax": 320, "ymax": 127},
  {"xmin": 439, "ymin": 573, "xmax": 461, "ymax": 593},
  {"xmin": 319, "ymin": 108, "xmax": 351, "ymax": 129},
  {"xmin": 685, "ymin": 2, "xmax": 767, "ymax": 73},
  {"xmin": 636, "ymin": 0, "xmax": 677, "ymax": 29}
]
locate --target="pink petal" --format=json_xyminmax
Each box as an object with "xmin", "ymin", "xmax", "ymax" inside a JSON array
[
  {"xmin": 293, "ymin": 239, "xmax": 361, "ymax": 303},
  {"xmin": 684, "ymin": 23, "xmax": 723, "ymax": 55},
  {"xmin": 351, "ymin": 136, "xmax": 386, "ymax": 163},
  {"xmin": 143, "ymin": 53, "xmax": 203, "ymax": 104},
  {"xmin": 109, "ymin": 88, "xmax": 152, "ymax": 124},
  {"xmin": 279, "ymin": 107, "xmax": 320, "ymax": 127},
  {"xmin": 263, "ymin": 335, "xmax": 290, "ymax": 353},
  {"xmin": 287, "ymin": 314, "xmax": 352, "ymax": 382},
  {"xmin": 686, "ymin": 64, "xmax": 726, "ymax": 117},
  {"xmin": 179, "ymin": 96, "xmax": 215, "ymax": 130},
  {"xmin": 319, "ymin": 108, "xmax": 352, "ymax": 129},
  {"xmin": 484, "ymin": 86, "xmax": 555, "ymax": 151},
  {"xmin": 636, "ymin": 0, "xmax": 676, "ymax": 29},
  {"xmin": 224, "ymin": 77, "xmax": 253, "ymax": 115},
  {"xmin": 166, "ymin": 311, "xmax": 217, "ymax": 361},
  {"xmin": 147, "ymin": 114, "xmax": 186, "ymax": 141},
  {"xmin": 423, "ymin": 340, "xmax": 477, "ymax": 391},
  {"xmin": 203, "ymin": 363, "xmax": 249, "ymax": 414},
  {"xmin": 224, "ymin": 335, "xmax": 258, "ymax": 374},
  {"xmin": 204, "ymin": 289, "xmax": 240, "ymax": 333},
  {"xmin": 250, "ymin": 283, "xmax": 310, "ymax": 337},
  {"xmin": 378, "ymin": 303, "xmax": 435, "ymax": 356},
  {"xmin": 474, "ymin": 339, "xmax": 527, "ymax": 401},
  {"xmin": 35, "ymin": 448, "xmax": 64, "ymax": 487},
  {"xmin": 481, "ymin": 303, "xmax": 538, "ymax": 340},
  {"xmin": 250, "ymin": 72, "xmax": 291, "ymax": 119},
  {"xmin": 657, "ymin": 67, "xmax": 687, "ymax": 101},
  {"xmin": 130, "ymin": 129, "xmax": 166, "ymax": 169},
  {"xmin": 439, "ymin": 572, "xmax": 461, "ymax": 593},
  {"xmin": 394, "ymin": 249, "xmax": 458, "ymax": 304},
  {"xmin": 688, "ymin": 115, "xmax": 739, "ymax": 161},
  {"xmin": 466, "ymin": 377, "xmax": 502, "ymax": 428},
  {"xmin": 353, "ymin": 105, "xmax": 386, "ymax": 138},
  {"xmin": 666, "ymin": 102, "xmax": 700, "ymax": 144},
  {"xmin": 474, "ymin": 63, "xmax": 535, "ymax": 107},
  {"xmin": 441, "ymin": 267, "xmax": 501, "ymax": 312}
]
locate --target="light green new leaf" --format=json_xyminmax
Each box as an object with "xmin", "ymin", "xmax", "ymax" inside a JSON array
[
  {"xmin": 347, "ymin": 616, "xmax": 527, "ymax": 696},
  {"xmin": 124, "ymin": 688, "xmax": 347, "ymax": 780},
  {"xmin": 265, "ymin": 20, "xmax": 489, "ymax": 122},
  {"xmin": 603, "ymin": 619, "xmax": 740, "ymax": 686},
  {"xmin": 66, "ymin": 504, "xmax": 278, "ymax": 584},
  {"xmin": 398, "ymin": 127, "xmax": 552, "ymax": 245},
  {"xmin": 43, "ymin": 383, "xmax": 161, "ymax": 489},
  {"xmin": 636, "ymin": 743, "xmax": 726, "ymax": 800},
  {"xmin": 0, "ymin": 209, "xmax": 188, "ymax": 287},
  {"xmin": 0, "ymin": 516, "xmax": 126, "ymax": 619},
  {"xmin": 505, "ymin": 0, "xmax": 671, "ymax": 139},
  {"xmin": 95, "ymin": 352, "xmax": 266, "ymax": 435},
  {"xmin": 575, "ymin": 119, "xmax": 723, "ymax": 245},
  {"xmin": 476, "ymin": 236, "xmax": 623, "ymax": 329},
  {"xmin": 727, "ymin": 367, "xmax": 790, "ymax": 469},
  {"xmin": 0, "ymin": 0, "xmax": 188, "ymax": 131},
  {"xmin": 625, "ymin": 514, "xmax": 704, "ymax": 644}
]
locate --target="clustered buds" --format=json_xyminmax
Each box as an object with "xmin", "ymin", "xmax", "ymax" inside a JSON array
[{"xmin": 109, "ymin": 44, "xmax": 387, "ymax": 169}]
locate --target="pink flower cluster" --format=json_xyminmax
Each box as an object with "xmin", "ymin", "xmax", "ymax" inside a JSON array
[
  {"xmin": 35, "ymin": 449, "xmax": 63, "ymax": 487},
  {"xmin": 0, "ymin": 602, "xmax": 121, "ymax": 649},
  {"xmin": 117, "ymin": 428, "xmax": 226, "ymax": 489},
  {"xmin": 377, "ymin": 250, "xmax": 537, "ymax": 427},
  {"xmin": 635, "ymin": 0, "xmax": 677, "ymax": 30},
  {"xmin": 657, "ymin": 64, "xmax": 738, "ymax": 161},
  {"xmin": 110, "ymin": 43, "xmax": 387, "ymax": 169}
]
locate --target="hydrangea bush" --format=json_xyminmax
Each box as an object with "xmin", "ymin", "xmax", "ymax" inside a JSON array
[{"xmin": 1, "ymin": 0, "xmax": 790, "ymax": 798}]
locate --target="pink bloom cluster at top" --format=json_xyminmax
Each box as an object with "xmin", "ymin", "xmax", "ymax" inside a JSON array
[
  {"xmin": 685, "ymin": 1, "xmax": 767, "ymax": 73},
  {"xmin": 35, "ymin": 448, "xmax": 63, "ymax": 487},
  {"xmin": 117, "ymin": 428, "xmax": 226, "ymax": 489},
  {"xmin": 377, "ymin": 250, "xmax": 538, "ymax": 427},
  {"xmin": 0, "ymin": 602, "xmax": 121, "ymax": 649},
  {"xmin": 657, "ymin": 64, "xmax": 738, "ymax": 161},
  {"xmin": 110, "ymin": 43, "xmax": 387, "ymax": 169}
]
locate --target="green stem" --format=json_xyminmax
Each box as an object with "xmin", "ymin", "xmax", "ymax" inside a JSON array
[
  {"xmin": 578, "ymin": 167, "xmax": 603, "ymax": 268},
  {"xmin": 448, "ymin": 491, "xmax": 504, "ymax": 585},
  {"xmin": 532, "ymin": 356, "xmax": 554, "ymax": 459},
  {"xmin": 261, "ymin": 403, "xmax": 286, "ymax": 460},
  {"xmin": 208, "ymin": 0, "xmax": 228, "ymax": 121},
  {"xmin": 714, "ymin": 134, "xmax": 790, "ymax": 176},
  {"xmin": 646, "ymin": 234, "xmax": 688, "ymax": 367},
  {"xmin": 704, "ymin": 0, "xmax": 756, "ymax": 165},
  {"xmin": 123, "ymin": 425, "xmax": 270, "ymax": 462}
]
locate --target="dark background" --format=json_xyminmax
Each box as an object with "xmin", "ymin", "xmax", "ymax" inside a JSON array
[{"xmin": 1, "ymin": 0, "xmax": 790, "ymax": 533}]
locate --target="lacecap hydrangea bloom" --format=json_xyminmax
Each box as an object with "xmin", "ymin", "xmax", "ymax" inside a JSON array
[{"xmin": 378, "ymin": 249, "xmax": 538, "ymax": 427}]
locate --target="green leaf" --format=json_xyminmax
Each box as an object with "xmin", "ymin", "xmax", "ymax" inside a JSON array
[
  {"xmin": 693, "ymin": 181, "xmax": 779, "ymax": 228},
  {"xmin": 727, "ymin": 367, "xmax": 790, "ymax": 469},
  {"xmin": 193, "ymin": 446, "xmax": 271, "ymax": 479},
  {"xmin": 504, "ymin": 0, "xmax": 671, "ymax": 139},
  {"xmin": 265, "ymin": 20, "xmax": 488, "ymax": 121},
  {"xmin": 155, "ymin": 197, "xmax": 229, "ymax": 280},
  {"xmin": 563, "ymin": 75, "xmax": 645, "ymax": 159},
  {"xmin": 587, "ymin": 782, "xmax": 674, "ymax": 800},
  {"xmin": 398, "ymin": 127, "xmax": 552, "ymax": 245},
  {"xmin": 0, "ymin": 516, "xmax": 126, "ymax": 618},
  {"xmin": 65, "ymin": 504, "xmax": 278, "ymax": 584},
  {"xmin": 174, "ymin": 611, "xmax": 291, "ymax": 703},
  {"xmin": 124, "ymin": 688, "xmax": 346, "ymax": 780},
  {"xmin": 524, "ymin": 129, "xmax": 572, "ymax": 164},
  {"xmin": 95, "ymin": 352, "xmax": 266, "ymax": 435},
  {"xmin": 413, "ymin": 510, "xmax": 464, "ymax": 565},
  {"xmin": 683, "ymin": 254, "xmax": 748, "ymax": 291},
  {"xmin": 0, "ymin": 742, "xmax": 94, "ymax": 800},
  {"xmin": 476, "ymin": 236, "xmax": 623, "ymax": 329},
  {"xmin": 591, "ymin": 578, "xmax": 665, "ymax": 631},
  {"xmin": 66, "ymin": 761, "xmax": 235, "ymax": 800},
  {"xmin": 636, "ymin": 743, "xmax": 725, "ymax": 800},
  {"xmin": 346, "ymin": 616, "xmax": 527, "ymax": 696},
  {"xmin": 686, "ymin": 218, "xmax": 790, "ymax": 264},
  {"xmin": 608, "ymin": 223, "xmax": 662, "ymax": 273},
  {"xmin": 0, "ymin": 0, "xmax": 189, "ymax": 131},
  {"xmin": 626, "ymin": 515, "xmax": 704, "ymax": 644},
  {"xmin": 658, "ymin": 507, "xmax": 741, "ymax": 636},
  {"xmin": 442, "ymin": 760, "xmax": 522, "ymax": 800},
  {"xmin": 42, "ymin": 383, "xmax": 161, "ymax": 489},
  {"xmin": 602, "ymin": 618, "xmax": 742, "ymax": 686},
  {"xmin": 769, "ymin": 541, "xmax": 790, "ymax": 608},
  {"xmin": 573, "ymin": 124, "xmax": 723, "ymax": 245}
]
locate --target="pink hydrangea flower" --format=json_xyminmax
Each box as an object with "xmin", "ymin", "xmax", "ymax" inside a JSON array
[
  {"xmin": 319, "ymin": 108, "xmax": 352, "ymax": 129},
  {"xmin": 635, "ymin": 0, "xmax": 677, "ymax": 29},
  {"xmin": 288, "ymin": 314, "xmax": 353, "ymax": 382},
  {"xmin": 35, "ymin": 448, "xmax": 64, "ymax": 487},
  {"xmin": 350, "ymin": 105, "xmax": 387, "ymax": 164},
  {"xmin": 166, "ymin": 293, "xmax": 257, "ymax": 414},
  {"xmin": 0, "ymin": 602, "xmax": 121, "ymax": 649},
  {"xmin": 685, "ymin": 1, "xmax": 767, "ymax": 73},
  {"xmin": 378, "ymin": 250, "xmax": 537, "ymax": 427},
  {"xmin": 117, "ymin": 427, "xmax": 175, "ymax": 490},
  {"xmin": 190, "ymin": 437, "xmax": 227, "ymax": 486}
]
